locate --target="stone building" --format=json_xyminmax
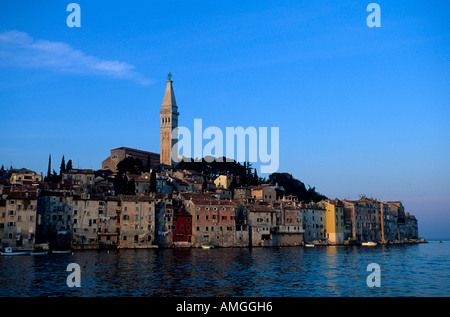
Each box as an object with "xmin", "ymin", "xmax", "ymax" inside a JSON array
[
  {"xmin": 246, "ymin": 204, "xmax": 276, "ymax": 247},
  {"xmin": 234, "ymin": 187, "xmax": 251, "ymax": 199},
  {"xmin": 302, "ymin": 202, "xmax": 326, "ymax": 243},
  {"xmin": 0, "ymin": 188, "xmax": 38, "ymax": 249},
  {"xmin": 62, "ymin": 169, "xmax": 95, "ymax": 187},
  {"xmin": 101, "ymin": 147, "xmax": 160, "ymax": 173},
  {"xmin": 96, "ymin": 197, "xmax": 121, "ymax": 249},
  {"xmin": 251, "ymin": 184, "xmax": 278, "ymax": 203},
  {"xmin": 214, "ymin": 175, "xmax": 233, "ymax": 189},
  {"xmin": 36, "ymin": 190, "xmax": 73, "ymax": 249},
  {"xmin": 71, "ymin": 196, "xmax": 103, "ymax": 248},
  {"xmin": 119, "ymin": 194, "xmax": 156, "ymax": 248},
  {"xmin": 380, "ymin": 201, "xmax": 397, "ymax": 242},
  {"xmin": 188, "ymin": 199, "xmax": 237, "ymax": 247},
  {"xmin": 8, "ymin": 168, "xmax": 42, "ymax": 186},
  {"xmin": 343, "ymin": 197, "xmax": 381, "ymax": 243},
  {"xmin": 275, "ymin": 203, "xmax": 304, "ymax": 246}
]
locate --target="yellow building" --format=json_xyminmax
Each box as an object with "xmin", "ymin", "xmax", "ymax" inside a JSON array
[
  {"xmin": 322, "ymin": 199, "xmax": 345, "ymax": 245},
  {"xmin": 9, "ymin": 168, "xmax": 42, "ymax": 186}
]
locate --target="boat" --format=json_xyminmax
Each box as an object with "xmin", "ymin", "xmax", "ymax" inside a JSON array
[
  {"xmin": 0, "ymin": 247, "xmax": 31, "ymax": 256},
  {"xmin": 52, "ymin": 250, "xmax": 72, "ymax": 254},
  {"xmin": 362, "ymin": 241, "xmax": 377, "ymax": 246},
  {"xmin": 31, "ymin": 250, "xmax": 49, "ymax": 255},
  {"xmin": 201, "ymin": 243, "xmax": 214, "ymax": 249},
  {"xmin": 305, "ymin": 244, "xmax": 315, "ymax": 247}
]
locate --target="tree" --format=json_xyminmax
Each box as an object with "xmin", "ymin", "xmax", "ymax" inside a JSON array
[
  {"xmin": 47, "ymin": 154, "xmax": 52, "ymax": 179},
  {"xmin": 60, "ymin": 155, "xmax": 66, "ymax": 175},
  {"xmin": 146, "ymin": 155, "xmax": 151, "ymax": 172},
  {"xmin": 268, "ymin": 172, "xmax": 327, "ymax": 202},
  {"xmin": 150, "ymin": 169, "xmax": 157, "ymax": 193},
  {"xmin": 116, "ymin": 157, "xmax": 144, "ymax": 176},
  {"xmin": 251, "ymin": 168, "xmax": 259, "ymax": 186},
  {"xmin": 113, "ymin": 157, "xmax": 144, "ymax": 195},
  {"xmin": 66, "ymin": 159, "xmax": 73, "ymax": 171},
  {"xmin": 201, "ymin": 177, "xmax": 208, "ymax": 193}
]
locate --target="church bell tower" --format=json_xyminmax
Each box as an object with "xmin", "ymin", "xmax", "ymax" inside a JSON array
[{"xmin": 160, "ymin": 73, "xmax": 179, "ymax": 166}]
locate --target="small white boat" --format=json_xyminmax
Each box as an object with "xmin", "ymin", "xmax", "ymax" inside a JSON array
[
  {"xmin": 201, "ymin": 243, "xmax": 214, "ymax": 249},
  {"xmin": 362, "ymin": 241, "xmax": 377, "ymax": 246},
  {"xmin": 305, "ymin": 244, "xmax": 315, "ymax": 247},
  {"xmin": 52, "ymin": 250, "xmax": 72, "ymax": 254},
  {"xmin": 0, "ymin": 247, "xmax": 31, "ymax": 255}
]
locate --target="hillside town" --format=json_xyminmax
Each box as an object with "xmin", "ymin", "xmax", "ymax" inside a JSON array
[
  {"xmin": 0, "ymin": 77, "xmax": 423, "ymax": 251},
  {"xmin": 0, "ymin": 161, "xmax": 422, "ymax": 251}
]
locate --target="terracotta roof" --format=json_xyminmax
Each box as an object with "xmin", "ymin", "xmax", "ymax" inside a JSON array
[
  {"xmin": 191, "ymin": 199, "xmax": 236, "ymax": 206},
  {"xmin": 246, "ymin": 205, "xmax": 274, "ymax": 212},
  {"xmin": 112, "ymin": 147, "xmax": 160, "ymax": 157}
]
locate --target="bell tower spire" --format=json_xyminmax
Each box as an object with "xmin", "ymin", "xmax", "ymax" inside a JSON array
[{"xmin": 160, "ymin": 73, "xmax": 179, "ymax": 166}]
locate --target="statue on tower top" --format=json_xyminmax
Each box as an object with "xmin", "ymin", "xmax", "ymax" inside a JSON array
[{"xmin": 167, "ymin": 72, "xmax": 172, "ymax": 81}]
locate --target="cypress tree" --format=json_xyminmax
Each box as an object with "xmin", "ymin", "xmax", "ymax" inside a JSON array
[
  {"xmin": 60, "ymin": 155, "xmax": 65, "ymax": 175},
  {"xmin": 66, "ymin": 159, "xmax": 73, "ymax": 171},
  {"xmin": 150, "ymin": 169, "xmax": 157, "ymax": 193},
  {"xmin": 47, "ymin": 154, "xmax": 52, "ymax": 179}
]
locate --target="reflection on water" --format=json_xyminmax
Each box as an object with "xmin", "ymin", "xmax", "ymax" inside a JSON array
[{"xmin": 0, "ymin": 241, "xmax": 449, "ymax": 296}]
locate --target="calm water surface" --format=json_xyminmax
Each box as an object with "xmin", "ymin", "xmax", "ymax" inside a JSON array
[{"xmin": 1, "ymin": 240, "xmax": 449, "ymax": 296}]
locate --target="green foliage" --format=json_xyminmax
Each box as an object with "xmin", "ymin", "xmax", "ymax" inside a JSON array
[
  {"xmin": 150, "ymin": 169, "xmax": 157, "ymax": 193},
  {"xmin": 175, "ymin": 156, "xmax": 260, "ymax": 186},
  {"xmin": 268, "ymin": 172, "xmax": 327, "ymax": 203},
  {"xmin": 113, "ymin": 157, "xmax": 144, "ymax": 195},
  {"xmin": 60, "ymin": 155, "xmax": 66, "ymax": 175},
  {"xmin": 66, "ymin": 159, "xmax": 73, "ymax": 171}
]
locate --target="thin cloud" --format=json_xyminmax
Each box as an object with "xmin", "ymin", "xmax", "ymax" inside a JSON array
[{"xmin": 0, "ymin": 30, "xmax": 152, "ymax": 85}]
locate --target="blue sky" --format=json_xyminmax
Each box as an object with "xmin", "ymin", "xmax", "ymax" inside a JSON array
[{"xmin": 0, "ymin": 1, "xmax": 449, "ymax": 238}]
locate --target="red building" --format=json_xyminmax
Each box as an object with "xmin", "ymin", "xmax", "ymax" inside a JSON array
[{"xmin": 172, "ymin": 206, "xmax": 192, "ymax": 243}]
